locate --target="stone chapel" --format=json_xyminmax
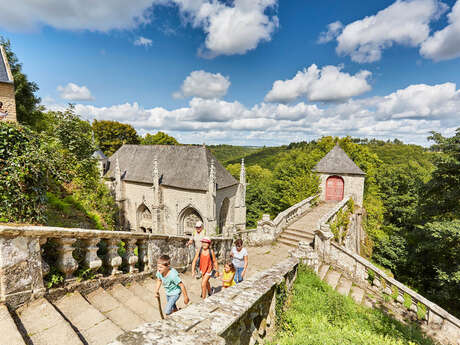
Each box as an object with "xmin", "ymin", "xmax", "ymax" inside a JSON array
[
  {"xmin": 313, "ymin": 144, "xmax": 365, "ymax": 206},
  {"xmin": 102, "ymin": 144, "xmax": 246, "ymax": 235},
  {"xmin": 0, "ymin": 45, "xmax": 16, "ymax": 122}
]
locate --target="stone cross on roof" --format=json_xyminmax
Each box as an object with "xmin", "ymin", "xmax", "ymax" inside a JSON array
[{"xmin": 313, "ymin": 144, "xmax": 365, "ymax": 175}]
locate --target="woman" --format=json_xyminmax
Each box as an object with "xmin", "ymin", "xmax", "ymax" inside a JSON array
[
  {"xmin": 230, "ymin": 239, "xmax": 248, "ymax": 283},
  {"xmin": 0, "ymin": 102, "xmax": 8, "ymax": 120}
]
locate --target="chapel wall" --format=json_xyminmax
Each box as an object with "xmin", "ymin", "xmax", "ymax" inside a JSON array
[
  {"xmin": 0, "ymin": 82, "xmax": 16, "ymax": 122},
  {"xmin": 319, "ymin": 173, "xmax": 364, "ymax": 206}
]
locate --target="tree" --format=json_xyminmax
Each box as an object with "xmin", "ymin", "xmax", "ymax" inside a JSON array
[
  {"xmin": 141, "ymin": 131, "xmax": 179, "ymax": 145},
  {"xmin": 422, "ymin": 128, "xmax": 460, "ymax": 220},
  {"xmin": 92, "ymin": 120, "xmax": 140, "ymax": 156},
  {"xmin": 0, "ymin": 37, "xmax": 43, "ymax": 127}
]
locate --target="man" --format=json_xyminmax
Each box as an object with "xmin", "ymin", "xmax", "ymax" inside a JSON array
[{"xmin": 187, "ymin": 221, "xmax": 206, "ymax": 278}]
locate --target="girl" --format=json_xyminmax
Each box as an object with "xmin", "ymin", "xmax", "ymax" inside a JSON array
[
  {"xmin": 191, "ymin": 237, "xmax": 219, "ymax": 298},
  {"xmin": 221, "ymin": 261, "xmax": 236, "ymax": 289},
  {"xmin": 230, "ymin": 239, "xmax": 248, "ymax": 283}
]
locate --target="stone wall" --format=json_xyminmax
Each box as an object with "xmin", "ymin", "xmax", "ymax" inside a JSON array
[
  {"xmin": 0, "ymin": 225, "xmax": 232, "ymax": 309},
  {"xmin": 0, "ymin": 82, "xmax": 16, "ymax": 122},
  {"xmin": 318, "ymin": 173, "xmax": 364, "ymax": 206},
  {"xmin": 110, "ymin": 255, "xmax": 302, "ymax": 345}
]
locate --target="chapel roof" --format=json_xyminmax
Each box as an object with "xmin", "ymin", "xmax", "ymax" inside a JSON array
[
  {"xmin": 92, "ymin": 149, "xmax": 107, "ymax": 160},
  {"xmin": 0, "ymin": 46, "xmax": 13, "ymax": 84},
  {"xmin": 104, "ymin": 145, "xmax": 238, "ymax": 191},
  {"xmin": 313, "ymin": 144, "xmax": 366, "ymax": 176}
]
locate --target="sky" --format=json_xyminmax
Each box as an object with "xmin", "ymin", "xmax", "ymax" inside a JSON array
[{"xmin": 1, "ymin": 0, "xmax": 460, "ymax": 146}]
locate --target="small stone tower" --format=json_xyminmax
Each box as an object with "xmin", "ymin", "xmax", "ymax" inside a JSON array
[
  {"xmin": 0, "ymin": 45, "xmax": 16, "ymax": 122},
  {"xmin": 313, "ymin": 144, "xmax": 365, "ymax": 206}
]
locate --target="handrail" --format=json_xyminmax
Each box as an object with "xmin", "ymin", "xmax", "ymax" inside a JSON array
[
  {"xmin": 317, "ymin": 196, "xmax": 351, "ymax": 229},
  {"xmin": 330, "ymin": 241, "xmax": 460, "ymax": 328}
]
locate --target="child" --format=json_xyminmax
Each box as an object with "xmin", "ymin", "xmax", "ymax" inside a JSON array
[
  {"xmin": 154, "ymin": 254, "xmax": 189, "ymax": 315},
  {"xmin": 221, "ymin": 261, "xmax": 236, "ymax": 289},
  {"xmin": 191, "ymin": 237, "xmax": 219, "ymax": 298}
]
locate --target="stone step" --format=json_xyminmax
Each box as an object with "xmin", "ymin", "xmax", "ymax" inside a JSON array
[
  {"xmin": 108, "ymin": 283, "xmax": 159, "ymax": 322},
  {"xmin": 277, "ymin": 238, "xmax": 298, "ymax": 248},
  {"xmin": 125, "ymin": 280, "xmax": 159, "ymax": 309},
  {"xmin": 336, "ymin": 277, "xmax": 353, "ymax": 297},
  {"xmin": 16, "ymin": 298, "xmax": 83, "ymax": 345},
  {"xmin": 85, "ymin": 287, "xmax": 145, "ymax": 332},
  {"xmin": 350, "ymin": 286, "xmax": 365, "ymax": 304},
  {"xmin": 53, "ymin": 291, "xmax": 124, "ymax": 345},
  {"xmin": 324, "ymin": 270, "xmax": 341, "ymax": 290},
  {"xmin": 280, "ymin": 232, "xmax": 314, "ymax": 243},
  {"xmin": 0, "ymin": 304, "xmax": 26, "ymax": 345},
  {"xmin": 140, "ymin": 277, "xmax": 156, "ymax": 292},
  {"xmin": 318, "ymin": 264, "xmax": 330, "ymax": 281},
  {"xmin": 283, "ymin": 228, "xmax": 315, "ymax": 236}
]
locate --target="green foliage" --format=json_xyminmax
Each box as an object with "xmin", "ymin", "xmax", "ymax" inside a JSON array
[
  {"xmin": 208, "ymin": 144, "xmax": 261, "ymax": 164},
  {"xmin": 92, "ymin": 120, "xmax": 140, "ymax": 156},
  {"xmin": 269, "ymin": 268, "xmax": 435, "ymax": 345},
  {"xmin": 391, "ymin": 286, "xmax": 399, "ymax": 301},
  {"xmin": 141, "ymin": 131, "xmax": 179, "ymax": 145},
  {"xmin": 417, "ymin": 303, "xmax": 427, "ymax": 320},
  {"xmin": 45, "ymin": 266, "xmax": 64, "ymax": 288},
  {"xmin": 367, "ymin": 270, "xmax": 376, "ymax": 285},
  {"xmin": 330, "ymin": 208, "xmax": 351, "ymax": 243},
  {"xmin": 0, "ymin": 122, "xmax": 50, "ymax": 222},
  {"xmin": 403, "ymin": 293, "xmax": 412, "ymax": 309},
  {"xmin": 0, "ymin": 37, "xmax": 43, "ymax": 127}
]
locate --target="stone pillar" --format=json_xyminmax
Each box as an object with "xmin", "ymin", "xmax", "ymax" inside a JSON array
[
  {"xmin": 56, "ymin": 238, "xmax": 78, "ymax": 280},
  {"xmin": 104, "ymin": 238, "xmax": 122, "ymax": 275},
  {"xmin": 234, "ymin": 158, "xmax": 247, "ymax": 231},
  {"xmin": 114, "ymin": 157, "xmax": 126, "ymax": 229},
  {"xmin": 207, "ymin": 159, "xmax": 217, "ymax": 234},
  {"xmin": 0, "ymin": 236, "xmax": 45, "ymax": 306},
  {"xmin": 151, "ymin": 156, "xmax": 163, "ymax": 233},
  {"xmin": 83, "ymin": 238, "xmax": 102, "ymax": 272},
  {"xmin": 138, "ymin": 239, "xmax": 149, "ymax": 272},
  {"xmin": 123, "ymin": 239, "xmax": 139, "ymax": 273}
]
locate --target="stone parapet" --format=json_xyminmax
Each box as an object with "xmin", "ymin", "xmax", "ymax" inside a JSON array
[
  {"xmin": 0, "ymin": 225, "xmax": 232, "ymax": 309},
  {"xmin": 110, "ymin": 255, "xmax": 301, "ymax": 345},
  {"xmin": 326, "ymin": 241, "xmax": 460, "ymax": 345}
]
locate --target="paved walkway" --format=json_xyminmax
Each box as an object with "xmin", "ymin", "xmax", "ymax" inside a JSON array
[{"xmin": 278, "ymin": 201, "xmax": 338, "ymax": 247}]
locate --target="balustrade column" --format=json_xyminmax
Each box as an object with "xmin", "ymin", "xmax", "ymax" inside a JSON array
[
  {"xmin": 83, "ymin": 238, "xmax": 102, "ymax": 273},
  {"xmin": 138, "ymin": 239, "xmax": 149, "ymax": 272},
  {"xmin": 56, "ymin": 238, "xmax": 78, "ymax": 280},
  {"xmin": 104, "ymin": 238, "xmax": 122, "ymax": 275},
  {"xmin": 124, "ymin": 238, "xmax": 139, "ymax": 273},
  {"xmin": 39, "ymin": 237, "xmax": 50, "ymax": 276}
]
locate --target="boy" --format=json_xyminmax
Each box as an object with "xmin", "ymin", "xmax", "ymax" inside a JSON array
[{"xmin": 154, "ymin": 254, "xmax": 189, "ymax": 315}]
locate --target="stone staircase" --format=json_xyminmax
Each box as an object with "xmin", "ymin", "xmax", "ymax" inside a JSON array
[
  {"xmin": 278, "ymin": 202, "xmax": 338, "ymax": 247},
  {"xmin": 1, "ymin": 273, "xmax": 203, "ymax": 345},
  {"xmin": 317, "ymin": 263, "xmax": 369, "ymax": 306}
]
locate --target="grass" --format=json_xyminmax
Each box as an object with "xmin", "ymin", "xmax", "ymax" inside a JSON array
[{"xmin": 267, "ymin": 267, "xmax": 435, "ymax": 345}]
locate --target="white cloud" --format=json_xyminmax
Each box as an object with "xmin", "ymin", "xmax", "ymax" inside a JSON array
[
  {"xmin": 174, "ymin": 70, "xmax": 231, "ymax": 99},
  {"xmin": 0, "ymin": 0, "xmax": 278, "ymax": 57},
  {"xmin": 44, "ymin": 81, "xmax": 459, "ymax": 146},
  {"xmin": 322, "ymin": 0, "xmax": 446, "ymax": 63},
  {"xmin": 0, "ymin": 0, "xmax": 155, "ymax": 32},
  {"xmin": 134, "ymin": 36, "xmax": 153, "ymax": 47},
  {"xmin": 317, "ymin": 21, "xmax": 343, "ymax": 44},
  {"xmin": 57, "ymin": 83, "xmax": 94, "ymax": 101},
  {"xmin": 265, "ymin": 64, "xmax": 372, "ymax": 103},
  {"xmin": 420, "ymin": 0, "xmax": 460, "ymax": 60}
]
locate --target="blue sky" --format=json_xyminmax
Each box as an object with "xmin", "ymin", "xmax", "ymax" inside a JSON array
[{"xmin": 1, "ymin": 0, "xmax": 459, "ymax": 146}]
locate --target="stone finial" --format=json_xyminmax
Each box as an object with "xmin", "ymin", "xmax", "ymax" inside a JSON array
[
  {"xmin": 209, "ymin": 159, "xmax": 216, "ymax": 184},
  {"xmin": 115, "ymin": 157, "xmax": 121, "ymax": 183},
  {"xmin": 240, "ymin": 158, "xmax": 246, "ymax": 185}
]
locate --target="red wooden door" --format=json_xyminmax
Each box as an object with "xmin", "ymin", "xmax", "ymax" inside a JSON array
[{"xmin": 326, "ymin": 176, "xmax": 344, "ymax": 201}]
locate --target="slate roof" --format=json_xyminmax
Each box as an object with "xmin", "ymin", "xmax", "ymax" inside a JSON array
[
  {"xmin": 0, "ymin": 46, "xmax": 12, "ymax": 84},
  {"xmin": 313, "ymin": 144, "xmax": 366, "ymax": 175},
  {"xmin": 104, "ymin": 145, "xmax": 238, "ymax": 191}
]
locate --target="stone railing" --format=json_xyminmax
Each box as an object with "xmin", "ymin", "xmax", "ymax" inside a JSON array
[
  {"xmin": 110, "ymin": 252, "xmax": 303, "ymax": 345},
  {"xmin": 0, "ymin": 225, "xmax": 232, "ymax": 309},
  {"xmin": 237, "ymin": 194, "xmax": 319, "ymax": 246},
  {"xmin": 325, "ymin": 242, "xmax": 460, "ymax": 345}
]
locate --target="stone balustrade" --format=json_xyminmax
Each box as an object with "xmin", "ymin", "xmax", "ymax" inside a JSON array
[
  {"xmin": 237, "ymin": 194, "xmax": 319, "ymax": 246},
  {"xmin": 0, "ymin": 225, "xmax": 232, "ymax": 309},
  {"xmin": 325, "ymin": 241, "xmax": 460, "ymax": 345}
]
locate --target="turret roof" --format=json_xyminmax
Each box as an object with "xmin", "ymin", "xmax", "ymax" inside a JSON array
[{"xmin": 313, "ymin": 144, "xmax": 366, "ymax": 175}]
